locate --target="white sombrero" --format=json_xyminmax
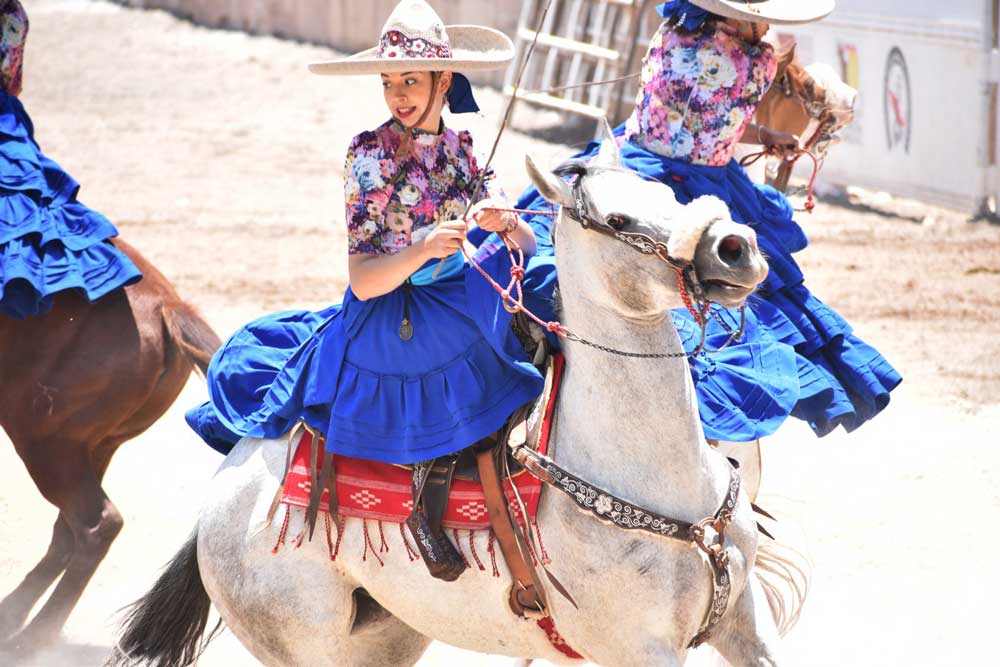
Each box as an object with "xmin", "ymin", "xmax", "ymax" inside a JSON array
[
  {"xmin": 308, "ymin": 0, "xmax": 514, "ymax": 76},
  {"xmin": 690, "ymin": 0, "xmax": 835, "ymax": 25}
]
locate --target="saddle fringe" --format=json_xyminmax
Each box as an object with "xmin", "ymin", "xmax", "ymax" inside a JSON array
[{"xmin": 270, "ymin": 505, "xmax": 520, "ymax": 582}]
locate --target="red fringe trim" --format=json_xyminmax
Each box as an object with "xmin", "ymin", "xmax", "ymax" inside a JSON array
[
  {"xmin": 378, "ymin": 520, "xmax": 389, "ymax": 554},
  {"xmin": 269, "ymin": 510, "xmax": 546, "ymax": 577},
  {"xmin": 293, "ymin": 524, "xmax": 306, "ymax": 549},
  {"xmin": 399, "ymin": 522, "xmax": 419, "ymax": 561},
  {"xmin": 271, "ymin": 505, "xmax": 291, "ymax": 554},
  {"xmin": 332, "ymin": 514, "xmax": 346, "ymax": 561},
  {"xmin": 362, "ymin": 519, "xmax": 384, "ymax": 567},
  {"xmin": 469, "ymin": 530, "xmax": 486, "ymax": 571},
  {"xmin": 324, "ymin": 512, "xmax": 334, "ymax": 560},
  {"xmin": 487, "ymin": 529, "xmax": 500, "ymax": 577},
  {"xmin": 452, "ymin": 529, "xmax": 471, "ymax": 568},
  {"xmin": 532, "ymin": 517, "xmax": 551, "ymax": 566}
]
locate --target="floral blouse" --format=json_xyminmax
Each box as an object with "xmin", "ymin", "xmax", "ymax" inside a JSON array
[
  {"xmin": 344, "ymin": 120, "xmax": 498, "ymax": 255},
  {"xmin": 1, "ymin": 0, "xmax": 28, "ymax": 96},
  {"xmin": 624, "ymin": 22, "xmax": 776, "ymax": 167}
]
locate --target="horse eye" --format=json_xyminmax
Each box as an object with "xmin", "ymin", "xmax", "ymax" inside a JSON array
[{"xmin": 606, "ymin": 214, "xmax": 627, "ymax": 231}]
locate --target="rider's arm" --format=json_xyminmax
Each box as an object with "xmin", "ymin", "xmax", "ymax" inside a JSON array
[
  {"xmin": 348, "ymin": 223, "xmax": 466, "ymax": 301},
  {"xmin": 739, "ymin": 123, "xmax": 799, "ymax": 159},
  {"xmin": 464, "ymin": 133, "xmax": 537, "ymax": 256}
]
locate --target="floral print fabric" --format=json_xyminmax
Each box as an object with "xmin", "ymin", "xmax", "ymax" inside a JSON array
[
  {"xmin": 1, "ymin": 0, "xmax": 28, "ymax": 96},
  {"xmin": 624, "ymin": 23, "xmax": 776, "ymax": 166},
  {"xmin": 344, "ymin": 120, "xmax": 497, "ymax": 255}
]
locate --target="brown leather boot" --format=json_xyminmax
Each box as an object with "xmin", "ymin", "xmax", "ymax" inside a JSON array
[{"xmin": 406, "ymin": 456, "xmax": 466, "ymax": 582}]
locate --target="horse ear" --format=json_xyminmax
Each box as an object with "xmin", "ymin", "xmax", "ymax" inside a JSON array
[
  {"xmin": 526, "ymin": 155, "xmax": 574, "ymax": 208},
  {"xmin": 593, "ymin": 118, "xmax": 621, "ymax": 169},
  {"xmin": 776, "ymin": 43, "xmax": 797, "ymax": 74}
]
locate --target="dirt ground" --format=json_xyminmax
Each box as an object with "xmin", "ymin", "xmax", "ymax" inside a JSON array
[{"xmin": 2, "ymin": 1, "xmax": 999, "ymax": 666}]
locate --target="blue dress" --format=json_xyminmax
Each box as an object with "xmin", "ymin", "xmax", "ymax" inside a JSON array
[
  {"xmin": 187, "ymin": 122, "xmax": 545, "ymax": 463},
  {"xmin": 187, "ymin": 239, "xmax": 543, "ymax": 462},
  {"xmin": 0, "ymin": 91, "xmax": 142, "ymax": 318},
  {"xmin": 516, "ymin": 125, "xmax": 901, "ymax": 440}
]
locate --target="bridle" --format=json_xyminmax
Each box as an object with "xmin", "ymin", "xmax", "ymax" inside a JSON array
[
  {"xmin": 562, "ymin": 167, "xmax": 751, "ymax": 353},
  {"xmin": 461, "ymin": 160, "xmax": 750, "ymax": 360},
  {"xmin": 559, "ymin": 163, "xmax": 714, "ymax": 334}
]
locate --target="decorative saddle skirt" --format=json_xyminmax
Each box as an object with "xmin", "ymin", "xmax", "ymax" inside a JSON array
[{"xmin": 277, "ymin": 354, "xmax": 564, "ymax": 531}]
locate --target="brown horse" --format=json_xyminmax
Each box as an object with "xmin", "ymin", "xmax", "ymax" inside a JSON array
[
  {"xmin": 0, "ymin": 238, "xmax": 221, "ymax": 656},
  {"xmin": 755, "ymin": 52, "xmax": 857, "ymax": 192}
]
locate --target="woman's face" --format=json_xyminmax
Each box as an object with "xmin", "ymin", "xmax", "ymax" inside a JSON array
[{"xmin": 381, "ymin": 70, "xmax": 451, "ymax": 133}]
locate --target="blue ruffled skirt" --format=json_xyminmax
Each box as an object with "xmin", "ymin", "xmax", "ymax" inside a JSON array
[
  {"xmin": 0, "ymin": 92, "xmax": 141, "ymax": 319},
  {"xmin": 515, "ymin": 127, "xmax": 901, "ymax": 440},
  {"xmin": 187, "ymin": 241, "xmax": 544, "ymax": 463}
]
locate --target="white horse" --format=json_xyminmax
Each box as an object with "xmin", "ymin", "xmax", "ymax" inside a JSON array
[{"xmin": 110, "ymin": 136, "xmax": 789, "ymax": 667}]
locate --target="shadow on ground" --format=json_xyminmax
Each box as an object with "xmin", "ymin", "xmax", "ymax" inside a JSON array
[{"xmin": 0, "ymin": 640, "xmax": 112, "ymax": 667}]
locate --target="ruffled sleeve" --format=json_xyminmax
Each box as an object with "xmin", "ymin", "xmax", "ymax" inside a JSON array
[{"xmin": 343, "ymin": 130, "xmax": 398, "ymax": 255}]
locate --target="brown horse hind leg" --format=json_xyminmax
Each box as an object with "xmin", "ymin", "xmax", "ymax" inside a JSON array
[
  {"xmin": 0, "ymin": 515, "xmax": 75, "ymax": 640},
  {"xmin": 0, "ymin": 444, "xmax": 124, "ymax": 656}
]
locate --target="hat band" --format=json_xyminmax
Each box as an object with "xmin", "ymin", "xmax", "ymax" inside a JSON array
[{"xmin": 377, "ymin": 29, "xmax": 453, "ymax": 60}]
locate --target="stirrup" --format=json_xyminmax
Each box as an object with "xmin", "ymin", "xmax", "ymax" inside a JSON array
[{"xmin": 406, "ymin": 456, "xmax": 466, "ymax": 582}]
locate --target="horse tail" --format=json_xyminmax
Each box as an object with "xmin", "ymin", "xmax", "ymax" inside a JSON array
[
  {"xmin": 108, "ymin": 531, "xmax": 222, "ymax": 667},
  {"xmin": 162, "ymin": 301, "xmax": 222, "ymax": 377},
  {"xmin": 753, "ymin": 536, "xmax": 812, "ymax": 637}
]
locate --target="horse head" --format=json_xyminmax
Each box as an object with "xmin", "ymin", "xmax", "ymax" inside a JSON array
[
  {"xmin": 759, "ymin": 51, "xmax": 858, "ymax": 162},
  {"xmin": 525, "ymin": 131, "xmax": 768, "ymax": 321}
]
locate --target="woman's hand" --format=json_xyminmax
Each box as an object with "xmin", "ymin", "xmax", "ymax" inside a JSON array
[
  {"xmin": 759, "ymin": 126, "xmax": 800, "ymax": 159},
  {"xmin": 419, "ymin": 221, "xmax": 467, "ymax": 259},
  {"xmin": 468, "ymin": 198, "xmax": 519, "ymax": 234}
]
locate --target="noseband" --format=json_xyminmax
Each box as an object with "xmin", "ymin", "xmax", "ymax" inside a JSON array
[{"xmin": 559, "ymin": 164, "xmax": 708, "ymax": 308}]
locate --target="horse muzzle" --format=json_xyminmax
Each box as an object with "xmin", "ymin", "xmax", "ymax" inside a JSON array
[{"xmin": 695, "ymin": 222, "xmax": 768, "ymax": 308}]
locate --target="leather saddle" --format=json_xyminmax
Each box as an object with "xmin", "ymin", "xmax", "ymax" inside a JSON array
[{"xmin": 399, "ymin": 336, "xmax": 556, "ymax": 583}]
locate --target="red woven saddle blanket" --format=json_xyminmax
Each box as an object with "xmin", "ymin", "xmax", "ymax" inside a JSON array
[{"xmin": 280, "ymin": 354, "xmax": 564, "ymax": 530}]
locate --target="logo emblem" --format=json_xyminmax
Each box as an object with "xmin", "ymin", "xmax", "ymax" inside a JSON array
[{"xmin": 883, "ymin": 47, "xmax": 911, "ymax": 152}]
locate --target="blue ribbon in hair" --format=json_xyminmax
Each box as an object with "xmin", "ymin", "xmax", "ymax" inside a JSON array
[
  {"xmin": 448, "ymin": 73, "xmax": 480, "ymax": 114},
  {"xmin": 656, "ymin": 1, "xmax": 713, "ymax": 31}
]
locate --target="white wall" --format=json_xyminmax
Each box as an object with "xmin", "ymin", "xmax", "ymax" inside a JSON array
[{"xmin": 776, "ymin": 1, "xmax": 995, "ymax": 211}]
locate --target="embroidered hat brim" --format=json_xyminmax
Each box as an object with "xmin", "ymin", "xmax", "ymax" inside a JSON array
[
  {"xmin": 691, "ymin": 0, "xmax": 835, "ymax": 25},
  {"xmin": 309, "ymin": 25, "xmax": 514, "ymax": 75}
]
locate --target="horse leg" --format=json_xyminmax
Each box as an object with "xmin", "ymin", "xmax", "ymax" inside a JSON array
[
  {"xmin": 0, "ymin": 515, "xmax": 74, "ymax": 640},
  {"xmin": 199, "ymin": 510, "xmax": 431, "ymax": 667},
  {"xmin": 707, "ymin": 575, "xmax": 783, "ymax": 667},
  {"xmin": 346, "ymin": 592, "xmax": 431, "ymax": 667},
  {"xmin": 2, "ymin": 445, "xmax": 123, "ymax": 654}
]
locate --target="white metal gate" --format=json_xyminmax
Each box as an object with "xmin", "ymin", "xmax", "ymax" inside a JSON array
[{"xmin": 504, "ymin": 0, "xmax": 657, "ymax": 130}]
